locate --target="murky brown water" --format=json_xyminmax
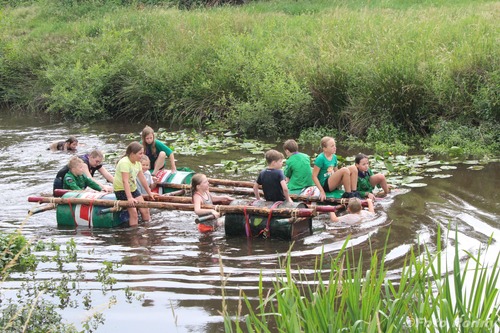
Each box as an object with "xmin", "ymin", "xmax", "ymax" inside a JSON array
[{"xmin": 1, "ymin": 111, "xmax": 499, "ymax": 332}]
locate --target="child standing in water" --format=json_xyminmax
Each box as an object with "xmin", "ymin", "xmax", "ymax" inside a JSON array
[
  {"xmin": 136, "ymin": 155, "xmax": 157, "ymax": 195},
  {"xmin": 113, "ymin": 142, "xmax": 156, "ymax": 226},
  {"xmin": 312, "ymin": 136, "xmax": 357, "ymax": 201},
  {"xmin": 191, "ymin": 173, "xmax": 233, "ymax": 232},
  {"xmin": 141, "ymin": 126, "xmax": 177, "ymax": 176},
  {"xmin": 349, "ymin": 153, "xmax": 390, "ymax": 200}
]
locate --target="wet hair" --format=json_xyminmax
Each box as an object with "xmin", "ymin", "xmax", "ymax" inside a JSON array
[
  {"xmin": 67, "ymin": 156, "xmax": 83, "ymax": 170},
  {"xmin": 66, "ymin": 136, "xmax": 78, "ymax": 145},
  {"xmin": 355, "ymin": 153, "xmax": 368, "ymax": 164},
  {"xmin": 283, "ymin": 139, "xmax": 298, "ymax": 153},
  {"xmin": 123, "ymin": 141, "xmax": 143, "ymax": 159},
  {"xmin": 89, "ymin": 149, "xmax": 104, "ymax": 160},
  {"xmin": 265, "ymin": 149, "xmax": 284, "ymax": 165},
  {"xmin": 347, "ymin": 197, "xmax": 362, "ymax": 214},
  {"xmin": 141, "ymin": 125, "xmax": 156, "ymax": 157},
  {"xmin": 191, "ymin": 173, "xmax": 207, "ymax": 197},
  {"xmin": 320, "ymin": 136, "xmax": 335, "ymax": 148}
]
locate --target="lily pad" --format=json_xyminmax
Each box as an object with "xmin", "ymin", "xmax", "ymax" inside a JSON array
[
  {"xmin": 440, "ymin": 165, "xmax": 457, "ymax": 170},
  {"xmin": 467, "ymin": 165, "xmax": 484, "ymax": 171},
  {"xmin": 432, "ymin": 174, "xmax": 453, "ymax": 179},
  {"xmin": 463, "ymin": 160, "xmax": 480, "ymax": 165},
  {"xmin": 425, "ymin": 168, "xmax": 442, "ymax": 173},
  {"xmin": 404, "ymin": 183, "xmax": 428, "ymax": 188}
]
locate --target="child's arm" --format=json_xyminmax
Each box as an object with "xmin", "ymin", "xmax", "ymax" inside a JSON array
[
  {"xmin": 312, "ymin": 166, "xmax": 326, "ymax": 201},
  {"xmin": 253, "ymin": 182, "xmax": 261, "ymax": 200},
  {"xmin": 211, "ymin": 194, "xmax": 233, "ymax": 205},
  {"xmin": 98, "ymin": 166, "xmax": 115, "ymax": 184},
  {"xmin": 169, "ymin": 153, "xmax": 177, "ymax": 173},
  {"xmin": 281, "ymin": 180, "xmax": 293, "ymax": 203},
  {"xmin": 366, "ymin": 198, "xmax": 374, "ymax": 213},
  {"xmin": 85, "ymin": 176, "xmax": 103, "ymax": 192},
  {"xmin": 329, "ymin": 212, "xmax": 340, "ymax": 223},
  {"xmin": 64, "ymin": 174, "xmax": 83, "ymax": 191}
]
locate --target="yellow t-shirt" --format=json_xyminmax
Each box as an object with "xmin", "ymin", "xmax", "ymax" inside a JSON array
[{"xmin": 113, "ymin": 156, "xmax": 141, "ymax": 192}]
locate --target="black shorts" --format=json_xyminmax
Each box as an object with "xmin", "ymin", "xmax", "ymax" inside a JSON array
[
  {"xmin": 115, "ymin": 189, "xmax": 141, "ymax": 200},
  {"xmin": 322, "ymin": 178, "xmax": 331, "ymax": 193}
]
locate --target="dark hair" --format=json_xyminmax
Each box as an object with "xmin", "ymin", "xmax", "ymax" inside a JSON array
[
  {"xmin": 265, "ymin": 149, "xmax": 284, "ymax": 165},
  {"xmin": 123, "ymin": 141, "xmax": 143, "ymax": 159},
  {"xmin": 66, "ymin": 136, "xmax": 78, "ymax": 144},
  {"xmin": 283, "ymin": 139, "xmax": 298, "ymax": 153},
  {"xmin": 141, "ymin": 126, "xmax": 156, "ymax": 157},
  {"xmin": 355, "ymin": 153, "xmax": 368, "ymax": 164},
  {"xmin": 191, "ymin": 173, "xmax": 206, "ymax": 197}
]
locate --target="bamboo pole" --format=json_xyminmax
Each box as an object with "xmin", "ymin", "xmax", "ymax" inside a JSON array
[
  {"xmin": 27, "ymin": 196, "xmax": 320, "ymax": 217},
  {"xmin": 28, "ymin": 203, "xmax": 56, "ymax": 215},
  {"xmin": 157, "ymin": 182, "xmax": 262, "ymax": 196}
]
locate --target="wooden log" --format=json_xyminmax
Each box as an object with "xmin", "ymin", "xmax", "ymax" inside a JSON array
[
  {"xmin": 27, "ymin": 196, "xmax": 319, "ymax": 217},
  {"xmin": 208, "ymin": 178, "xmax": 257, "ymax": 188},
  {"xmin": 158, "ymin": 182, "xmax": 262, "ymax": 196},
  {"xmin": 28, "ymin": 203, "xmax": 56, "ymax": 215}
]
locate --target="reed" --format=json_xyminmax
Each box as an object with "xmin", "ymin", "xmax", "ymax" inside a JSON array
[{"xmin": 223, "ymin": 228, "xmax": 500, "ymax": 331}]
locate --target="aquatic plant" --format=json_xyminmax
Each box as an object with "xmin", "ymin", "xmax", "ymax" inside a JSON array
[{"xmin": 222, "ymin": 228, "xmax": 500, "ymax": 331}]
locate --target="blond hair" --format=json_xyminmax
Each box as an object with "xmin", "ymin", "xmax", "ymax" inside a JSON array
[
  {"xmin": 347, "ymin": 198, "xmax": 362, "ymax": 213},
  {"xmin": 67, "ymin": 156, "xmax": 83, "ymax": 170},
  {"xmin": 320, "ymin": 136, "xmax": 335, "ymax": 148}
]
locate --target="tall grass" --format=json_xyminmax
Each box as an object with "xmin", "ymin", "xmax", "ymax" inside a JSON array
[
  {"xmin": 223, "ymin": 228, "xmax": 500, "ymax": 331},
  {"xmin": 0, "ymin": 1, "xmax": 498, "ymax": 148}
]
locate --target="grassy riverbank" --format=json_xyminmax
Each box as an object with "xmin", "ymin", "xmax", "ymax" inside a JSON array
[{"xmin": 0, "ymin": 0, "xmax": 498, "ymax": 155}]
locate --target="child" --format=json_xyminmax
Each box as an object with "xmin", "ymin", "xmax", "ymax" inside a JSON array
[
  {"xmin": 136, "ymin": 155, "xmax": 157, "ymax": 195},
  {"xmin": 141, "ymin": 126, "xmax": 177, "ymax": 176},
  {"xmin": 254, "ymin": 149, "xmax": 293, "ymax": 203},
  {"xmin": 349, "ymin": 153, "xmax": 390, "ymax": 200},
  {"xmin": 63, "ymin": 156, "xmax": 103, "ymax": 192},
  {"xmin": 113, "ymin": 141, "xmax": 156, "ymax": 226},
  {"xmin": 49, "ymin": 136, "xmax": 78, "ymax": 151},
  {"xmin": 330, "ymin": 198, "xmax": 375, "ymax": 225},
  {"xmin": 191, "ymin": 173, "xmax": 233, "ymax": 232},
  {"xmin": 283, "ymin": 139, "xmax": 316, "ymax": 193},
  {"xmin": 312, "ymin": 136, "xmax": 357, "ymax": 201},
  {"xmin": 53, "ymin": 149, "xmax": 114, "ymax": 194}
]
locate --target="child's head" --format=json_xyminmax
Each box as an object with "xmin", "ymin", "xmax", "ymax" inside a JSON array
[
  {"xmin": 88, "ymin": 150, "xmax": 104, "ymax": 167},
  {"xmin": 265, "ymin": 149, "xmax": 284, "ymax": 168},
  {"xmin": 68, "ymin": 156, "xmax": 84, "ymax": 175},
  {"xmin": 124, "ymin": 141, "xmax": 144, "ymax": 162},
  {"xmin": 347, "ymin": 197, "xmax": 362, "ymax": 214},
  {"xmin": 141, "ymin": 126, "xmax": 155, "ymax": 145},
  {"xmin": 283, "ymin": 139, "xmax": 298, "ymax": 156},
  {"xmin": 320, "ymin": 137, "xmax": 336, "ymax": 155},
  {"xmin": 191, "ymin": 173, "xmax": 208, "ymax": 195},
  {"xmin": 355, "ymin": 153, "xmax": 369, "ymax": 172},
  {"xmin": 140, "ymin": 155, "xmax": 150, "ymax": 171},
  {"xmin": 66, "ymin": 136, "xmax": 79, "ymax": 150}
]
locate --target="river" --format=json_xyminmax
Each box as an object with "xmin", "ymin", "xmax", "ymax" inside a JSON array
[{"xmin": 0, "ymin": 112, "xmax": 499, "ymax": 332}]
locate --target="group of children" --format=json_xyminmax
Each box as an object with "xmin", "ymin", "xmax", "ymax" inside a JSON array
[
  {"xmin": 52, "ymin": 126, "xmax": 177, "ymax": 226},
  {"xmin": 52, "ymin": 128, "xmax": 388, "ymax": 227}
]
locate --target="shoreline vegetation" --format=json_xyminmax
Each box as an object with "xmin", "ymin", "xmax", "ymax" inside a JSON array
[{"xmin": 0, "ymin": 0, "xmax": 498, "ymax": 156}]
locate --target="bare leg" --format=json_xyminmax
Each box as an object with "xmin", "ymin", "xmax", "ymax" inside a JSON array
[
  {"xmin": 128, "ymin": 207, "xmax": 139, "ymax": 226},
  {"xmin": 137, "ymin": 196, "xmax": 151, "ymax": 221},
  {"xmin": 348, "ymin": 165, "xmax": 358, "ymax": 191},
  {"xmin": 152, "ymin": 151, "xmax": 167, "ymax": 176},
  {"xmin": 327, "ymin": 167, "xmax": 352, "ymax": 192},
  {"xmin": 370, "ymin": 174, "xmax": 389, "ymax": 195}
]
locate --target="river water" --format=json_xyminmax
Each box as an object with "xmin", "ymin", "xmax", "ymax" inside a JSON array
[{"xmin": 0, "ymin": 112, "xmax": 499, "ymax": 332}]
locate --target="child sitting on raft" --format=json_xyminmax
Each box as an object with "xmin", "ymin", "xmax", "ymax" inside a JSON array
[
  {"xmin": 312, "ymin": 136, "xmax": 358, "ymax": 201},
  {"xmin": 191, "ymin": 173, "xmax": 233, "ymax": 232},
  {"xmin": 254, "ymin": 149, "xmax": 293, "ymax": 203},
  {"xmin": 136, "ymin": 155, "xmax": 157, "ymax": 195},
  {"xmin": 63, "ymin": 156, "xmax": 103, "ymax": 192},
  {"xmin": 349, "ymin": 153, "xmax": 391, "ymax": 200},
  {"xmin": 330, "ymin": 198, "xmax": 375, "ymax": 225},
  {"xmin": 283, "ymin": 139, "xmax": 318, "ymax": 196}
]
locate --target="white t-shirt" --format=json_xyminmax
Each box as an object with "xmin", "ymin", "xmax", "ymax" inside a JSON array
[
  {"xmin": 136, "ymin": 170, "xmax": 153, "ymax": 195},
  {"xmin": 339, "ymin": 210, "xmax": 375, "ymax": 225}
]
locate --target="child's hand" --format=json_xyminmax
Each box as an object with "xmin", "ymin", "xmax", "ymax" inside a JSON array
[
  {"xmin": 212, "ymin": 210, "xmax": 220, "ymax": 219},
  {"xmin": 152, "ymin": 176, "xmax": 159, "ymax": 184}
]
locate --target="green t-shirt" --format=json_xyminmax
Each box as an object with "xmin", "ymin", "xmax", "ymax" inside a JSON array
[
  {"xmin": 313, "ymin": 153, "xmax": 338, "ymax": 187},
  {"xmin": 63, "ymin": 171, "xmax": 102, "ymax": 191},
  {"xmin": 284, "ymin": 152, "xmax": 314, "ymax": 191},
  {"xmin": 142, "ymin": 139, "xmax": 173, "ymax": 171},
  {"xmin": 113, "ymin": 156, "xmax": 141, "ymax": 192}
]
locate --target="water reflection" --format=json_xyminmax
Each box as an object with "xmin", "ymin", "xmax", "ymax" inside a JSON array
[{"xmin": 0, "ymin": 112, "xmax": 499, "ymax": 332}]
